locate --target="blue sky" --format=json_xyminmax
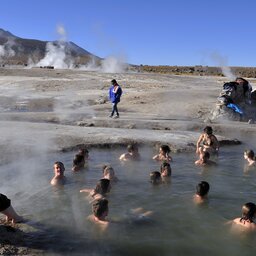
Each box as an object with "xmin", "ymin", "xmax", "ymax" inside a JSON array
[{"xmin": 1, "ymin": 0, "xmax": 256, "ymax": 67}]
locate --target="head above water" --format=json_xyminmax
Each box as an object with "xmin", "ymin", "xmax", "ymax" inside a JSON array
[
  {"xmin": 244, "ymin": 149, "xmax": 255, "ymax": 160},
  {"xmin": 73, "ymin": 154, "xmax": 85, "ymax": 166},
  {"xmin": 102, "ymin": 165, "xmax": 115, "ymax": 178},
  {"xmin": 94, "ymin": 178, "xmax": 111, "ymax": 195},
  {"xmin": 159, "ymin": 145, "xmax": 171, "ymax": 155},
  {"xmin": 54, "ymin": 161, "xmax": 65, "ymax": 175},
  {"xmin": 241, "ymin": 202, "xmax": 256, "ymax": 223},
  {"xmin": 127, "ymin": 144, "xmax": 138, "ymax": 153},
  {"xmin": 160, "ymin": 161, "xmax": 172, "ymax": 177},
  {"xmin": 92, "ymin": 198, "xmax": 109, "ymax": 218},
  {"xmin": 78, "ymin": 147, "xmax": 89, "ymax": 158},
  {"xmin": 196, "ymin": 181, "xmax": 210, "ymax": 197},
  {"xmin": 150, "ymin": 171, "xmax": 161, "ymax": 184},
  {"xmin": 203, "ymin": 126, "xmax": 213, "ymax": 135}
]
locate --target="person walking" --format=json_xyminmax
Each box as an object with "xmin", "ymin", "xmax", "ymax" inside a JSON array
[{"xmin": 109, "ymin": 79, "xmax": 122, "ymax": 118}]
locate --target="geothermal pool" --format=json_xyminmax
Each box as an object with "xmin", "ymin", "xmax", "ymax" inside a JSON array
[{"xmin": 1, "ymin": 144, "xmax": 256, "ymax": 255}]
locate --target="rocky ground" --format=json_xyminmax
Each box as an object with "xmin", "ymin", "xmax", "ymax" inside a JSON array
[{"xmin": 0, "ymin": 68, "xmax": 256, "ymax": 255}]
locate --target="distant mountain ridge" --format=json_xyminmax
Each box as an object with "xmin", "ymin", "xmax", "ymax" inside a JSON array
[{"xmin": 0, "ymin": 28, "xmax": 101, "ymax": 66}]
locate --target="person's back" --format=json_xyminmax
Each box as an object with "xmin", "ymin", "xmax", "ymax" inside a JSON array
[{"xmin": 231, "ymin": 202, "xmax": 256, "ymax": 231}]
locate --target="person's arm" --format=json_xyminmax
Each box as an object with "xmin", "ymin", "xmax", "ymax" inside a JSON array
[
  {"xmin": 152, "ymin": 154, "xmax": 159, "ymax": 160},
  {"xmin": 80, "ymin": 188, "xmax": 92, "ymax": 193},
  {"xmin": 119, "ymin": 153, "xmax": 126, "ymax": 161},
  {"xmin": 196, "ymin": 134, "xmax": 203, "ymax": 153}
]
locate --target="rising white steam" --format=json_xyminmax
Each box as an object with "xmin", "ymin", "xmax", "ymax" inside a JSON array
[
  {"xmin": 36, "ymin": 42, "xmax": 74, "ymax": 69},
  {"xmin": 56, "ymin": 24, "xmax": 67, "ymax": 42},
  {"xmin": 35, "ymin": 25, "xmax": 74, "ymax": 69},
  {"xmin": 0, "ymin": 39, "xmax": 15, "ymax": 61},
  {"xmin": 81, "ymin": 55, "xmax": 128, "ymax": 73},
  {"xmin": 210, "ymin": 52, "xmax": 236, "ymax": 80}
]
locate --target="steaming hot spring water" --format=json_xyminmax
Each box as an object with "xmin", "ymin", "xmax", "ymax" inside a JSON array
[
  {"xmin": 0, "ymin": 92, "xmax": 256, "ymax": 255},
  {"xmin": 1, "ymin": 141, "xmax": 256, "ymax": 255}
]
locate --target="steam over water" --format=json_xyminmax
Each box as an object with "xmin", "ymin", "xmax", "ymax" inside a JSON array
[{"xmin": 1, "ymin": 144, "xmax": 256, "ymax": 255}]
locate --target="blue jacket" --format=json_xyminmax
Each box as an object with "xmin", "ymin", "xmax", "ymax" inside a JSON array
[{"xmin": 109, "ymin": 85, "xmax": 122, "ymax": 103}]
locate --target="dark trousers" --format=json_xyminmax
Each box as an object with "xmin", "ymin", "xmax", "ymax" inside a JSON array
[{"xmin": 111, "ymin": 102, "xmax": 119, "ymax": 116}]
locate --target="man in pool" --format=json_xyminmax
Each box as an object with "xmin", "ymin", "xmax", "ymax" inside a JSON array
[
  {"xmin": 195, "ymin": 151, "xmax": 216, "ymax": 166},
  {"xmin": 119, "ymin": 144, "xmax": 140, "ymax": 161},
  {"xmin": 51, "ymin": 161, "xmax": 66, "ymax": 186}
]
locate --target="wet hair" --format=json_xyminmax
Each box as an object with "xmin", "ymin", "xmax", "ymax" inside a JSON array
[
  {"xmin": 73, "ymin": 154, "xmax": 85, "ymax": 166},
  {"xmin": 160, "ymin": 161, "xmax": 172, "ymax": 176},
  {"xmin": 240, "ymin": 202, "xmax": 256, "ymax": 223},
  {"xmin": 160, "ymin": 145, "xmax": 171, "ymax": 155},
  {"xmin": 78, "ymin": 147, "xmax": 89, "ymax": 157},
  {"xmin": 203, "ymin": 126, "xmax": 213, "ymax": 135},
  {"xmin": 54, "ymin": 161, "xmax": 65, "ymax": 172},
  {"xmin": 94, "ymin": 179, "xmax": 110, "ymax": 195},
  {"xmin": 150, "ymin": 171, "xmax": 161, "ymax": 184},
  {"xmin": 111, "ymin": 79, "xmax": 117, "ymax": 85},
  {"xmin": 102, "ymin": 165, "xmax": 115, "ymax": 178},
  {"xmin": 244, "ymin": 149, "xmax": 255, "ymax": 160},
  {"xmin": 196, "ymin": 181, "xmax": 210, "ymax": 197},
  {"xmin": 92, "ymin": 198, "xmax": 109, "ymax": 218},
  {"xmin": 127, "ymin": 144, "xmax": 138, "ymax": 153}
]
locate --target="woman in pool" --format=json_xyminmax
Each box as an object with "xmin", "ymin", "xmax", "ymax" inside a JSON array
[
  {"xmin": 153, "ymin": 144, "xmax": 172, "ymax": 163},
  {"xmin": 102, "ymin": 165, "xmax": 118, "ymax": 182},
  {"xmin": 119, "ymin": 144, "xmax": 140, "ymax": 161},
  {"xmin": 193, "ymin": 181, "xmax": 210, "ymax": 204},
  {"xmin": 51, "ymin": 161, "xmax": 66, "ymax": 186},
  {"xmin": 195, "ymin": 151, "xmax": 216, "ymax": 166},
  {"xmin": 196, "ymin": 126, "xmax": 219, "ymax": 155},
  {"xmin": 0, "ymin": 193, "xmax": 24, "ymax": 223},
  {"xmin": 244, "ymin": 150, "xmax": 256, "ymax": 167},
  {"xmin": 80, "ymin": 178, "xmax": 111, "ymax": 201},
  {"xmin": 231, "ymin": 202, "xmax": 256, "ymax": 230}
]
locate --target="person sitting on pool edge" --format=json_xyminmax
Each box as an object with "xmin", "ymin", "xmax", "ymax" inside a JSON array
[
  {"xmin": 51, "ymin": 161, "xmax": 66, "ymax": 186},
  {"xmin": 196, "ymin": 126, "xmax": 219, "ymax": 155},
  {"xmin": 193, "ymin": 181, "xmax": 210, "ymax": 204},
  {"xmin": 119, "ymin": 144, "xmax": 140, "ymax": 161},
  {"xmin": 153, "ymin": 144, "xmax": 172, "ymax": 163},
  {"xmin": 0, "ymin": 193, "xmax": 24, "ymax": 223}
]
